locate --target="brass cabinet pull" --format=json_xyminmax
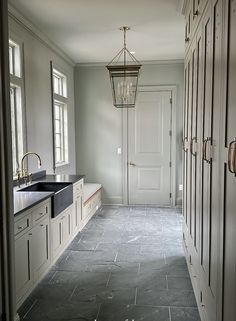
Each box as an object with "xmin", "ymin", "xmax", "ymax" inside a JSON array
[
  {"xmin": 193, "ymin": 10, "xmax": 199, "ymax": 17},
  {"xmin": 183, "ymin": 137, "xmax": 188, "ymax": 152},
  {"xmin": 185, "ymin": 37, "xmax": 190, "ymax": 43},
  {"xmin": 228, "ymin": 138, "xmax": 236, "ymax": 174},
  {"xmin": 128, "ymin": 161, "xmax": 136, "ymax": 167},
  {"xmin": 203, "ymin": 137, "xmax": 211, "ymax": 163},
  {"xmin": 202, "ymin": 139, "xmax": 207, "ymax": 161},
  {"xmin": 190, "ymin": 137, "xmax": 197, "ymax": 156}
]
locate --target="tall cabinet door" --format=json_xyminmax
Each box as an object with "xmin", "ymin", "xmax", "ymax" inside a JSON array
[
  {"xmin": 200, "ymin": 0, "xmax": 224, "ymax": 320},
  {"xmin": 200, "ymin": 2, "xmax": 213, "ymax": 283},
  {"xmin": 194, "ymin": 26, "xmax": 204, "ymax": 258},
  {"xmin": 184, "ymin": 52, "xmax": 193, "ymax": 232},
  {"xmin": 222, "ymin": 0, "xmax": 236, "ymax": 320}
]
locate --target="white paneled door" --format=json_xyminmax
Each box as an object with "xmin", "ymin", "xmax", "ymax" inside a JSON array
[{"xmin": 128, "ymin": 90, "xmax": 172, "ymax": 205}]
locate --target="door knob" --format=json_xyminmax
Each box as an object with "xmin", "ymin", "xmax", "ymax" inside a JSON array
[{"xmin": 128, "ymin": 161, "xmax": 136, "ymax": 166}]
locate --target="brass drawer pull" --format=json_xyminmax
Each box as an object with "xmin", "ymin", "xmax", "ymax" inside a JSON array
[
  {"xmin": 183, "ymin": 137, "xmax": 188, "ymax": 152},
  {"xmin": 203, "ymin": 137, "xmax": 211, "ymax": 163},
  {"xmin": 190, "ymin": 137, "xmax": 197, "ymax": 156},
  {"xmin": 228, "ymin": 138, "xmax": 236, "ymax": 174}
]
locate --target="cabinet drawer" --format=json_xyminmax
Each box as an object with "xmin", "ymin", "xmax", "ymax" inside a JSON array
[
  {"xmin": 14, "ymin": 215, "xmax": 31, "ymax": 237},
  {"xmin": 32, "ymin": 202, "xmax": 49, "ymax": 224},
  {"xmin": 73, "ymin": 180, "xmax": 83, "ymax": 195}
]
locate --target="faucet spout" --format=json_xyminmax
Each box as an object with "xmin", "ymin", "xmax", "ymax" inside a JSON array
[{"xmin": 20, "ymin": 152, "xmax": 42, "ymax": 185}]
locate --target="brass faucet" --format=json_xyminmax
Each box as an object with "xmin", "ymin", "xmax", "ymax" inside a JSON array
[{"xmin": 17, "ymin": 152, "xmax": 42, "ymax": 187}]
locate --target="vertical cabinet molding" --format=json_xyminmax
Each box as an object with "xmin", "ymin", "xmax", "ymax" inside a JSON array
[
  {"xmin": 73, "ymin": 179, "xmax": 83, "ymax": 233},
  {"xmin": 183, "ymin": 1, "xmax": 234, "ymax": 321}
]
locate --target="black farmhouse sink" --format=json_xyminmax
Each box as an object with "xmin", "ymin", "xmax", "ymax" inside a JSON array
[{"xmin": 18, "ymin": 182, "xmax": 73, "ymax": 218}]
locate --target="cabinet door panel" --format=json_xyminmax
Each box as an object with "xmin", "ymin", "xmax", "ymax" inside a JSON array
[
  {"xmin": 51, "ymin": 218, "xmax": 63, "ymax": 258},
  {"xmin": 201, "ymin": 3, "xmax": 212, "ymax": 277},
  {"xmin": 32, "ymin": 217, "xmax": 50, "ymax": 280},
  {"xmin": 190, "ymin": 44, "xmax": 197, "ymax": 245},
  {"xmin": 195, "ymin": 27, "xmax": 204, "ymax": 256},
  {"xmin": 15, "ymin": 233, "xmax": 32, "ymax": 302}
]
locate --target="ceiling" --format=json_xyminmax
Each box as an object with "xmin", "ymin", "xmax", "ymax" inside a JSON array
[{"xmin": 9, "ymin": 0, "xmax": 185, "ymax": 64}]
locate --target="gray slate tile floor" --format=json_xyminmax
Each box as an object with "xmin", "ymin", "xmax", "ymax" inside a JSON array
[{"xmin": 19, "ymin": 205, "xmax": 201, "ymax": 321}]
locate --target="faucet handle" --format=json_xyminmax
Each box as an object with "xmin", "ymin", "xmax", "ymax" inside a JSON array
[
  {"xmin": 16, "ymin": 168, "xmax": 21, "ymax": 188},
  {"xmin": 28, "ymin": 173, "xmax": 33, "ymax": 184}
]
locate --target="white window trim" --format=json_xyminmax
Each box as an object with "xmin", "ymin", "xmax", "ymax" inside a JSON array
[
  {"xmin": 51, "ymin": 62, "xmax": 69, "ymax": 170},
  {"xmin": 9, "ymin": 36, "xmax": 27, "ymax": 178}
]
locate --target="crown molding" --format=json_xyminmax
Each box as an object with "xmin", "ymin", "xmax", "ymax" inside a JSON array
[
  {"xmin": 8, "ymin": 4, "xmax": 76, "ymax": 67},
  {"xmin": 76, "ymin": 59, "xmax": 184, "ymax": 68}
]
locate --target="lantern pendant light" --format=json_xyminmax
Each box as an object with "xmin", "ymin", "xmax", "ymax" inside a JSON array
[{"xmin": 106, "ymin": 26, "xmax": 142, "ymax": 108}]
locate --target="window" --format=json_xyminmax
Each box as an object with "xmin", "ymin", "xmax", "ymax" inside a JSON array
[
  {"xmin": 9, "ymin": 39, "xmax": 25, "ymax": 176},
  {"xmin": 52, "ymin": 67, "xmax": 68, "ymax": 166}
]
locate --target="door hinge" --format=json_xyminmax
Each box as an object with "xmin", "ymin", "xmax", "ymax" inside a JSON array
[
  {"xmin": 170, "ymin": 98, "xmax": 172, "ymax": 104},
  {"xmin": 170, "ymin": 193, "xmax": 172, "ymax": 198},
  {"xmin": 169, "ymin": 130, "xmax": 172, "ymax": 136},
  {"xmin": 169, "ymin": 161, "xmax": 172, "ymax": 167}
]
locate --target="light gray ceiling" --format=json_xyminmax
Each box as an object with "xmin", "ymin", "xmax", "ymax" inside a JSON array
[{"xmin": 9, "ymin": 0, "xmax": 185, "ymax": 64}]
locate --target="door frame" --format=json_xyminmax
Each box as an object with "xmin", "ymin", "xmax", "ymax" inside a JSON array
[
  {"xmin": 122, "ymin": 85, "xmax": 177, "ymax": 207},
  {"xmin": 0, "ymin": 0, "xmax": 18, "ymax": 320}
]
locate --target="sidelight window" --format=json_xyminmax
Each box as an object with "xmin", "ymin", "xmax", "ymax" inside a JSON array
[
  {"xmin": 52, "ymin": 68, "xmax": 68, "ymax": 166},
  {"xmin": 9, "ymin": 39, "xmax": 25, "ymax": 176}
]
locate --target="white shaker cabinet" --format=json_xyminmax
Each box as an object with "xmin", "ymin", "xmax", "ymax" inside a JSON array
[{"xmin": 14, "ymin": 199, "xmax": 50, "ymax": 307}]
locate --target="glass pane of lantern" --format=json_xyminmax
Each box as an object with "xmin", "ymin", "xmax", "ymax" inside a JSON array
[{"xmin": 111, "ymin": 72, "xmax": 139, "ymax": 108}]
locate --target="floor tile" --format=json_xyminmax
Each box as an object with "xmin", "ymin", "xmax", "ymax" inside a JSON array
[
  {"xmin": 170, "ymin": 307, "xmax": 201, "ymax": 321},
  {"xmin": 167, "ymin": 276, "xmax": 193, "ymax": 291},
  {"xmin": 71, "ymin": 285, "xmax": 136, "ymax": 305},
  {"xmin": 137, "ymin": 288, "xmax": 197, "ymax": 307},
  {"xmin": 97, "ymin": 304, "xmax": 170, "ymax": 321}
]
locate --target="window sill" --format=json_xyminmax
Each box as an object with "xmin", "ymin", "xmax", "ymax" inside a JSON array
[{"xmin": 55, "ymin": 162, "xmax": 70, "ymax": 168}]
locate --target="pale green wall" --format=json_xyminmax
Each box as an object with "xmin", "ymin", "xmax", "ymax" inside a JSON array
[
  {"xmin": 9, "ymin": 16, "xmax": 76, "ymax": 175},
  {"xmin": 75, "ymin": 63, "xmax": 184, "ymax": 205}
]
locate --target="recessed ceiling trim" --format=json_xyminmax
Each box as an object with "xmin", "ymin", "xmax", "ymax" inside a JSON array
[
  {"xmin": 76, "ymin": 59, "xmax": 184, "ymax": 68},
  {"xmin": 8, "ymin": 3, "xmax": 76, "ymax": 66}
]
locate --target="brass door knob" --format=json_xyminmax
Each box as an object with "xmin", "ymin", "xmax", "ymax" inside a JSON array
[{"xmin": 128, "ymin": 161, "xmax": 136, "ymax": 166}]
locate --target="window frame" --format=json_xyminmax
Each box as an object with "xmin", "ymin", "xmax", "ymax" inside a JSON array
[
  {"xmin": 51, "ymin": 62, "xmax": 69, "ymax": 170},
  {"xmin": 9, "ymin": 36, "xmax": 26, "ymax": 178}
]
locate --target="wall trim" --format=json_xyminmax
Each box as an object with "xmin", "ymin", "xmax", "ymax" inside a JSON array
[
  {"xmin": 76, "ymin": 59, "xmax": 184, "ymax": 68},
  {"xmin": 8, "ymin": 4, "xmax": 75, "ymax": 67}
]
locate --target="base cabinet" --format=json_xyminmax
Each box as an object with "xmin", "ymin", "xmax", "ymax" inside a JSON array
[
  {"xmin": 14, "ymin": 199, "xmax": 51, "ymax": 306},
  {"xmin": 14, "ymin": 178, "xmax": 102, "ymax": 310},
  {"xmin": 32, "ymin": 216, "xmax": 50, "ymax": 282},
  {"xmin": 72, "ymin": 180, "xmax": 83, "ymax": 234},
  {"xmin": 51, "ymin": 205, "xmax": 73, "ymax": 261},
  {"xmin": 15, "ymin": 232, "xmax": 33, "ymax": 303}
]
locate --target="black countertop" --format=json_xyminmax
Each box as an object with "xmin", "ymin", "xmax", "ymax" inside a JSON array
[
  {"xmin": 14, "ymin": 191, "xmax": 54, "ymax": 216},
  {"xmin": 35, "ymin": 174, "xmax": 85, "ymax": 184},
  {"xmin": 14, "ymin": 174, "xmax": 85, "ymax": 216}
]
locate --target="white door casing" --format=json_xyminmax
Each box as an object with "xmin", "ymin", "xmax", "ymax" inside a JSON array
[{"xmin": 127, "ymin": 88, "xmax": 173, "ymax": 205}]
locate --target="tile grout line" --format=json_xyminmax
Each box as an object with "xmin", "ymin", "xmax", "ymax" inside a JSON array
[
  {"xmin": 168, "ymin": 306, "xmax": 172, "ymax": 321},
  {"xmin": 138, "ymin": 262, "xmax": 141, "ymax": 274},
  {"xmin": 166, "ymin": 275, "xmax": 169, "ymax": 290},
  {"xmin": 68, "ymin": 285, "xmax": 78, "ymax": 301},
  {"xmin": 22, "ymin": 299, "xmax": 38, "ymax": 319},
  {"xmin": 106, "ymin": 271, "xmax": 112, "ymax": 287},
  {"xmin": 134, "ymin": 287, "xmax": 138, "ymax": 305},
  {"xmin": 95, "ymin": 303, "xmax": 102, "ymax": 321}
]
